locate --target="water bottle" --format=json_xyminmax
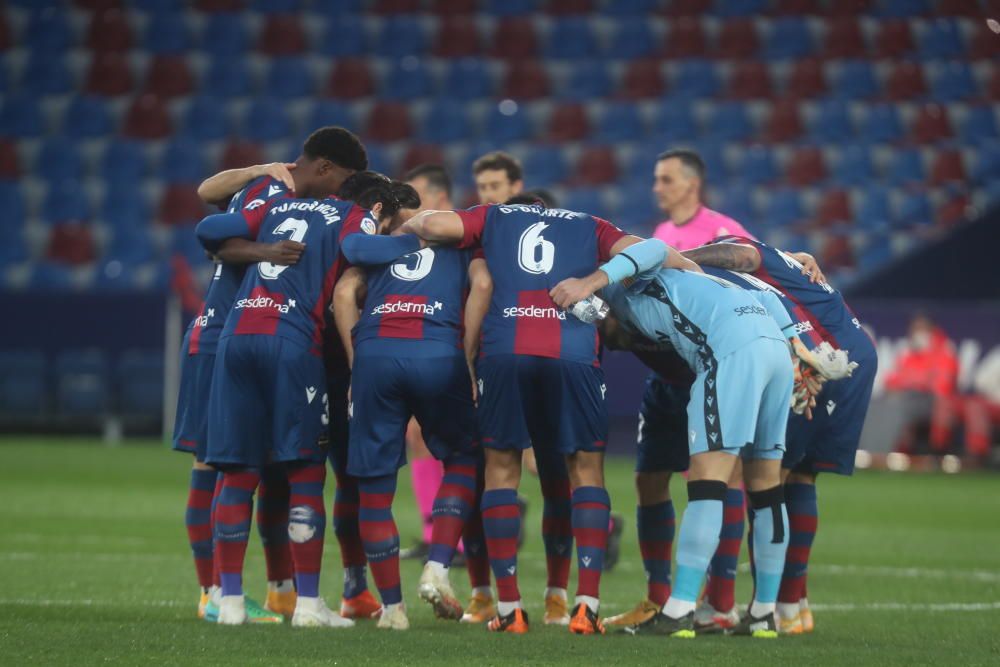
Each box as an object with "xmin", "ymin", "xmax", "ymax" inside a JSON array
[{"xmin": 569, "ymin": 294, "xmax": 609, "ymax": 323}]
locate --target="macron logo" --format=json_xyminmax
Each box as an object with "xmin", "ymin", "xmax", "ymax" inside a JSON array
[
  {"xmin": 268, "ymin": 184, "xmax": 283, "ymax": 197},
  {"xmin": 826, "ymin": 400, "xmax": 837, "ymax": 416},
  {"xmin": 306, "ymin": 386, "xmax": 317, "ymax": 404}
]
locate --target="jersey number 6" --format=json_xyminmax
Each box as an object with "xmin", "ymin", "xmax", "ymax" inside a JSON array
[
  {"xmin": 517, "ymin": 221, "xmax": 555, "ymax": 275},
  {"xmin": 259, "ymin": 217, "xmax": 308, "ymax": 279}
]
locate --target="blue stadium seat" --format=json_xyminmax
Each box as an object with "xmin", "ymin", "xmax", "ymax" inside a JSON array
[
  {"xmin": 0, "ymin": 93, "xmax": 45, "ymax": 138},
  {"xmin": 705, "ymin": 103, "xmax": 753, "ymax": 142},
  {"xmin": 161, "ymin": 138, "xmax": 208, "ymax": 184},
  {"xmin": 101, "ymin": 140, "xmax": 148, "ymax": 189},
  {"xmin": 307, "ymin": 100, "xmax": 358, "ymax": 133},
  {"xmin": 101, "ymin": 190, "xmax": 151, "ymax": 233},
  {"xmin": 857, "ymin": 185, "xmax": 892, "ymax": 228},
  {"xmin": 485, "ymin": 0, "xmax": 539, "ymax": 16},
  {"xmin": 0, "ymin": 65, "xmax": 9, "ymax": 95},
  {"xmin": 713, "ymin": 0, "xmax": 768, "ymax": 17},
  {"xmin": 716, "ymin": 183, "xmax": 756, "ymax": 226},
  {"xmin": 21, "ymin": 52, "xmax": 73, "ymax": 96},
  {"xmin": 546, "ymin": 17, "xmax": 596, "ymax": 60},
  {"xmin": 317, "ymin": 15, "xmax": 367, "ymax": 57},
  {"xmin": 691, "ymin": 141, "xmax": 729, "ymax": 177},
  {"xmin": 831, "ymin": 61, "xmax": 879, "ymax": 100},
  {"xmin": 28, "ymin": 262, "xmax": 74, "ymax": 290},
  {"xmin": 364, "ymin": 143, "xmax": 395, "ymax": 176},
  {"xmin": 607, "ymin": 17, "xmax": 656, "ymax": 60},
  {"xmin": 0, "ymin": 232, "xmax": 28, "ymax": 267},
  {"xmin": 55, "ymin": 349, "xmax": 110, "ymax": 417},
  {"xmin": 523, "ymin": 146, "xmax": 569, "ymax": 186},
  {"xmin": 884, "ymin": 147, "xmax": 925, "ymax": 185},
  {"xmin": 25, "ymin": 8, "xmax": 73, "ymax": 53},
  {"xmin": 763, "ymin": 17, "xmax": 814, "ymax": 60},
  {"xmin": 117, "ymin": 350, "xmax": 165, "ymax": 419},
  {"xmin": 858, "ymin": 233, "xmax": 893, "ymax": 267},
  {"xmin": 134, "ymin": 0, "xmax": 183, "ymax": 10},
  {"xmin": 315, "ymin": 0, "xmax": 364, "ymax": 16},
  {"xmin": 265, "ymin": 56, "xmax": 316, "ymax": 99},
  {"xmin": 106, "ymin": 228, "xmax": 156, "ymax": 265},
  {"xmin": 44, "ymin": 181, "xmax": 90, "ymax": 223},
  {"xmin": 971, "ymin": 142, "xmax": 1000, "ymax": 184},
  {"xmin": 251, "ymin": 0, "xmax": 303, "ymax": 12},
  {"xmin": 983, "ymin": 180, "xmax": 1000, "ymax": 208},
  {"xmin": 419, "ymin": 98, "xmax": 472, "ymax": 143},
  {"xmin": 484, "ymin": 104, "xmax": 533, "ymax": 143},
  {"xmin": 0, "ymin": 350, "xmax": 47, "ymax": 417},
  {"xmin": 182, "ymin": 95, "xmax": 232, "ymax": 142},
  {"xmin": 0, "ymin": 184, "xmax": 26, "ymax": 232},
  {"xmin": 36, "ymin": 136, "xmax": 83, "ymax": 183},
  {"xmin": 650, "ymin": 103, "xmax": 698, "ymax": 143},
  {"xmin": 894, "ymin": 191, "xmax": 932, "ymax": 226},
  {"xmin": 831, "ymin": 145, "xmax": 876, "ymax": 188},
  {"xmin": 169, "ymin": 228, "xmax": 210, "ymax": 266},
  {"xmin": 624, "ymin": 144, "xmax": 663, "ymax": 184},
  {"xmin": 145, "ymin": 12, "xmax": 191, "ymax": 55},
  {"xmin": 92, "ymin": 259, "xmax": 142, "ymax": 292},
  {"xmin": 733, "ymin": 147, "xmax": 778, "ymax": 185},
  {"xmin": 763, "ymin": 188, "xmax": 805, "ymax": 227},
  {"xmin": 919, "ymin": 18, "xmax": 964, "ymax": 59},
  {"xmin": 443, "ymin": 59, "xmax": 494, "ymax": 100},
  {"xmin": 204, "ymin": 57, "xmax": 253, "ymax": 99},
  {"xmin": 561, "ymin": 60, "xmax": 613, "ymax": 100},
  {"xmin": 242, "ymin": 98, "xmax": 292, "ymax": 142},
  {"xmin": 600, "ymin": 0, "xmax": 657, "ymax": 14},
  {"xmin": 875, "ymin": 0, "xmax": 930, "ymax": 17},
  {"xmin": 202, "ymin": 14, "xmax": 249, "ymax": 58},
  {"xmin": 931, "ymin": 62, "xmax": 977, "ymax": 102},
  {"xmin": 62, "ymin": 96, "xmax": 113, "ymax": 139},
  {"xmin": 810, "ymin": 99, "xmax": 854, "ymax": 144},
  {"xmin": 563, "ymin": 188, "xmax": 612, "ymax": 221},
  {"xmin": 672, "ymin": 60, "xmax": 721, "ymax": 99},
  {"xmin": 616, "ymin": 181, "xmax": 660, "ymax": 228},
  {"xmin": 596, "ymin": 103, "xmax": 645, "ymax": 143},
  {"xmin": 382, "ymin": 58, "xmax": 435, "ymax": 100},
  {"xmin": 376, "ymin": 16, "xmax": 426, "ymax": 58},
  {"xmin": 859, "ymin": 104, "xmax": 904, "ymax": 144}
]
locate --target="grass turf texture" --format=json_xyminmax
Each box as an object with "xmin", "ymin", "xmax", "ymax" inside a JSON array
[{"xmin": 0, "ymin": 438, "xmax": 998, "ymax": 666}]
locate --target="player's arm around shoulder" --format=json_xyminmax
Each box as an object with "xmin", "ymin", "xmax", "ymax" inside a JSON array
[
  {"xmin": 550, "ymin": 237, "xmax": 668, "ymax": 309},
  {"xmin": 396, "ymin": 210, "xmax": 466, "ymax": 243},
  {"xmin": 681, "ymin": 241, "xmax": 761, "ymax": 273},
  {"xmin": 332, "ymin": 266, "xmax": 367, "ymax": 371},
  {"xmin": 215, "ymin": 238, "xmax": 305, "ymax": 267},
  {"xmin": 197, "ymin": 163, "xmax": 296, "ymax": 209}
]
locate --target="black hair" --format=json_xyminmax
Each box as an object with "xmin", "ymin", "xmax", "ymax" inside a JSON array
[
  {"xmin": 403, "ymin": 163, "xmax": 452, "ymax": 197},
  {"xmin": 655, "ymin": 148, "xmax": 706, "ymax": 181},
  {"xmin": 354, "ymin": 180, "xmax": 420, "ymax": 221},
  {"xmin": 505, "ymin": 188, "xmax": 558, "ymax": 208},
  {"xmin": 337, "ymin": 170, "xmax": 390, "ymax": 201},
  {"xmin": 302, "ymin": 126, "xmax": 368, "ymax": 172},
  {"xmin": 472, "ymin": 151, "xmax": 523, "ymax": 183}
]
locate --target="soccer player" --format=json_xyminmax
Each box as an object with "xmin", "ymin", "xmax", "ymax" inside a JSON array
[
  {"xmin": 399, "ymin": 202, "xmax": 665, "ymax": 635},
  {"xmin": 683, "ymin": 237, "xmax": 876, "ymax": 634},
  {"xmin": 331, "ymin": 179, "xmax": 490, "ymax": 630},
  {"xmin": 472, "ymin": 151, "xmax": 524, "ymax": 205}
]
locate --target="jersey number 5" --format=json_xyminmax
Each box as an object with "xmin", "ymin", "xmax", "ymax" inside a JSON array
[
  {"xmin": 259, "ymin": 217, "xmax": 308, "ymax": 279},
  {"xmin": 517, "ymin": 221, "xmax": 555, "ymax": 275}
]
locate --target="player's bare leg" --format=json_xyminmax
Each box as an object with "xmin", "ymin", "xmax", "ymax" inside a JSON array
[
  {"xmin": 483, "ymin": 448, "xmax": 529, "ymax": 633},
  {"xmin": 776, "ymin": 468, "xmax": 818, "ymax": 634},
  {"xmin": 565, "ymin": 450, "xmax": 610, "ymax": 635}
]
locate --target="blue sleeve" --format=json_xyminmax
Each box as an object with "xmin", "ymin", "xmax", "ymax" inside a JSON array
[
  {"xmin": 600, "ymin": 238, "xmax": 668, "ymax": 284},
  {"xmin": 754, "ymin": 290, "xmax": 796, "ymax": 338},
  {"xmin": 341, "ymin": 232, "xmax": 422, "ymax": 266},
  {"xmin": 196, "ymin": 213, "xmax": 254, "ymax": 253}
]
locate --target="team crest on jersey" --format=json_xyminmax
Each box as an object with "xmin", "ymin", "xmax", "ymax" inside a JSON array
[{"xmin": 361, "ymin": 217, "xmax": 377, "ymax": 235}]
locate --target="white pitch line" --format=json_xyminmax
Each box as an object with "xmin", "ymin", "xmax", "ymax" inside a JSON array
[{"xmin": 736, "ymin": 562, "xmax": 1000, "ymax": 583}]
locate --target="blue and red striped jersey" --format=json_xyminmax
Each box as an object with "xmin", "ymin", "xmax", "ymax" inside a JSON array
[
  {"xmin": 456, "ymin": 203, "xmax": 627, "ymax": 365},
  {"xmin": 186, "ymin": 176, "xmax": 290, "ymax": 355}
]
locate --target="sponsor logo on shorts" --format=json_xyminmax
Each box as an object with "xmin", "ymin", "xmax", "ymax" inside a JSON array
[
  {"xmin": 502, "ymin": 305, "xmax": 567, "ymax": 320},
  {"xmin": 733, "ymin": 304, "xmax": 768, "ymax": 317},
  {"xmin": 234, "ymin": 296, "xmax": 296, "ymax": 313},
  {"xmin": 193, "ymin": 307, "xmax": 215, "ymax": 328},
  {"xmin": 371, "ymin": 300, "xmax": 443, "ymax": 316}
]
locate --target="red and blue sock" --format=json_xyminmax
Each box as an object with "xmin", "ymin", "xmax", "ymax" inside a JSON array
[
  {"xmin": 331, "ymin": 466, "xmax": 368, "ymax": 598},
  {"xmin": 637, "ymin": 500, "xmax": 675, "ymax": 606},
  {"xmin": 214, "ymin": 468, "xmax": 261, "ymax": 597},
  {"xmin": 539, "ymin": 470, "xmax": 573, "ymax": 591},
  {"xmin": 778, "ymin": 482, "xmax": 818, "ymax": 604},
  {"xmin": 707, "ymin": 487, "xmax": 745, "ymax": 613},
  {"xmin": 572, "ymin": 486, "xmax": 611, "ymax": 605},
  {"xmin": 428, "ymin": 453, "xmax": 478, "ymax": 567},
  {"xmin": 257, "ymin": 465, "xmax": 293, "ymax": 584},
  {"xmin": 461, "ymin": 465, "xmax": 491, "ymax": 589},
  {"xmin": 286, "ymin": 462, "xmax": 327, "ymax": 598},
  {"xmin": 185, "ymin": 467, "xmax": 218, "ymax": 590},
  {"xmin": 482, "ymin": 488, "xmax": 521, "ymax": 604},
  {"xmin": 358, "ymin": 474, "xmax": 402, "ymax": 606}
]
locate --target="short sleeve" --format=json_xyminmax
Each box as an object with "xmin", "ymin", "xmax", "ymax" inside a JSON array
[
  {"xmin": 593, "ymin": 216, "xmax": 628, "ymax": 262},
  {"xmin": 455, "ymin": 205, "xmax": 492, "ymax": 249}
]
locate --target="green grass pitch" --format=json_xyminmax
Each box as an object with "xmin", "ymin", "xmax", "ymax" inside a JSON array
[{"xmin": 0, "ymin": 438, "xmax": 998, "ymax": 666}]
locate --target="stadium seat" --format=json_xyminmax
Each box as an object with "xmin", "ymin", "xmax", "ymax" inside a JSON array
[
  {"xmin": 204, "ymin": 57, "xmax": 253, "ymax": 99},
  {"xmin": 92, "ymin": 259, "xmax": 144, "ymax": 292},
  {"xmin": 763, "ymin": 17, "xmax": 814, "ymax": 60},
  {"xmin": 620, "ymin": 60, "xmax": 667, "ymax": 99},
  {"xmin": 376, "ymin": 16, "xmax": 427, "ymax": 58},
  {"xmin": 875, "ymin": 0, "xmax": 930, "ymax": 17},
  {"xmin": 44, "ymin": 181, "xmax": 91, "ymax": 224},
  {"xmin": 159, "ymin": 184, "xmax": 208, "ymax": 225},
  {"xmin": 671, "ymin": 60, "xmax": 721, "ymax": 98},
  {"xmin": 910, "ymin": 104, "xmax": 953, "ymax": 144},
  {"xmin": 562, "ymin": 61, "xmax": 613, "ymax": 100},
  {"xmin": 763, "ymin": 99, "xmax": 804, "ymax": 143},
  {"xmin": 201, "ymin": 13, "xmax": 249, "ymax": 57},
  {"xmin": 0, "ymin": 350, "xmax": 47, "ymax": 417},
  {"xmin": 810, "ymin": 99, "xmax": 855, "ymax": 143},
  {"xmin": 382, "ymin": 58, "xmax": 435, "ymax": 100},
  {"xmin": 936, "ymin": 191, "xmax": 969, "ymax": 226},
  {"xmin": 786, "ymin": 59, "xmax": 827, "ymax": 99},
  {"xmin": 0, "ymin": 93, "xmax": 45, "ymax": 138},
  {"xmin": 763, "ymin": 187, "xmax": 806, "ymax": 226},
  {"xmin": 431, "ymin": 0, "xmax": 478, "ymax": 15},
  {"xmin": 443, "ymin": 59, "xmax": 494, "ymax": 100},
  {"xmin": 0, "ymin": 183, "xmax": 26, "ymax": 228},
  {"xmin": 144, "ymin": 12, "xmax": 191, "ymax": 55},
  {"xmin": 372, "ymin": 0, "xmax": 421, "ymax": 13},
  {"xmin": 0, "ymin": 139, "xmax": 20, "ymax": 180},
  {"xmin": 857, "ymin": 185, "xmax": 892, "ymax": 228},
  {"xmin": 501, "ymin": 61, "xmax": 550, "ymax": 99},
  {"xmin": 919, "ymin": 18, "xmax": 965, "ymax": 59},
  {"xmin": 563, "ymin": 188, "xmax": 611, "ymax": 220},
  {"xmin": 84, "ymin": 52, "xmax": 133, "ymax": 97},
  {"xmin": 25, "ymin": 8, "xmax": 73, "ymax": 53},
  {"xmin": 596, "ymin": 103, "xmax": 645, "ymax": 142},
  {"xmin": 307, "ymin": 100, "xmax": 357, "ymax": 135},
  {"xmin": 123, "ymin": 94, "xmax": 172, "ymax": 140},
  {"xmin": 182, "ymin": 95, "xmax": 232, "ymax": 142},
  {"xmin": 400, "ymin": 144, "xmax": 445, "ymax": 175},
  {"xmin": 485, "ymin": 0, "xmax": 539, "ymax": 15},
  {"xmin": 0, "ymin": 12, "xmax": 10, "ymax": 53},
  {"xmin": 433, "ymin": 16, "xmax": 481, "ymax": 58},
  {"xmin": 484, "ymin": 104, "xmax": 533, "ymax": 143},
  {"xmin": 607, "ymin": 17, "xmax": 657, "ymax": 60},
  {"xmin": 816, "ymin": 189, "xmax": 852, "ymax": 225},
  {"xmin": 873, "ymin": 19, "xmax": 915, "ymax": 58},
  {"xmin": 895, "ymin": 191, "xmax": 933, "ymax": 226},
  {"xmin": 545, "ymin": 17, "xmax": 596, "ymax": 60},
  {"xmin": 419, "ymin": 98, "xmax": 472, "ymax": 143},
  {"xmin": 101, "ymin": 190, "xmax": 152, "ymax": 232},
  {"xmin": 242, "ymin": 98, "xmax": 292, "ymax": 143},
  {"xmin": 663, "ymin": 17, "xmax": 708, "ymax": 58},
  {"xmin": 28, "ymin": 261, "xmax": 75, "ymax": 290},
  {"xmin": 733, "ymin": 146, "xmax": 779, "ymax": 185},
  {"xmin": 21, "ymin": 53, "xmax": 73, "ymax": 96},
  {"xmin": 523, "ymin": 146, "xmax": 569, "ymax": 186},
  {"xmin": 928, "ymin": 149, "xmax": 967, "ymax": 185},
  {"xmin": 930, "ymin": 62, "xmax": 977, "ymax": 102},
  {"xmin": 47, "ymin": 223, "xmax": 96, "ymax": 265},
  {"xmin": 885, "ymin": 62, "xmax": 928, "ymax": 101},
  {"xmin": 958, "ymin": 106, "xmax": 999, "ymax": 144},
  {"xmin": 715, "ymin": 19, "xmax": 759, "ymax": 59},
  {"xmin": 831, "ymin": 60, "xmax": 878, "ymax": 100},
  {"xmin": 161, "ymin": 137, "xmax": 207, "ymax": 184},
  {"xmin": 547, "ymin": 103, "xmax": 590, "ymax": 142},
  {"xmin": 820, "ymin": 16, "xmax": 867, "ymax": 58},
  {"xmin": 989, "ymin": 68, "xmax": 1000, "ymax": 101},
  {"xmin": 600, "ymin": 0, "xmax": 657, "ymax": 14},
  {"xmin": 491, "ymin": 18, "xmax": 538, "ymax": 59},
  {"xmin": 143, "ymin": 56, "xmax": 194, "ymax": 98},
  {"xmin": 105, "ymin": 228, "xmax": 156, "ymax": 265},
  {"xmin": 972, "ymin": 142, "xmax": 1000, "ymax": 185},
  {"xmin": 547, "ymin": 0, "xmax": 594, "ymax": 14},
  {"xmin": 715, "ymin": 182, "xmax": 756, "ymax": 225},
  {"xmin": 885, "ymin": 147, "xmax": 926, "ymax": 185},
  {"xmin": 969, "ymin": 20, "xmax": 1000, "ymax": 60},
  {"xmin": 623, "ymin": 144, "xmax": 663, "ymax": 183},
  {"xmin": 574, "ymin": 146, "xmax": 618, "ymax": 186},
  {"xmin": 36, "ymin": 136, "xmax": 84, "ymax": 184},
  {"xmin": 86, "ymin": 8, "xmax": 132, "ymax": 53},
  {"xmin": 258, "ymin": 15, "xmax": 307, "ymax": 55},
  {"xmin": 859, "ymin": 103, "xmax": 904, "ymax": 143},
  {"xmin": 219, "ymin": 140, "xmax": 265, "ymax": 171},
  {"xmin": 663, "ymin": 0, "xmax": 712, "ymax": 15},
  {"xmin": 326, "ymin": 59, "xmax": 375, "ymax": 99},
  {"xmin": 365, "ymin": 102, "xmax": 413, "ymax": 142},
  {"xmin": 692, "ymin": 140, "xmax": 727, "ymax": 179},
  {"xmin": 831, "ymin": 144, "xmax": 875, "ymax": 187},
  {"xmin": 170, "ymin": 227, "xmax": 210, "ymax": 266},
  {"xmin": 364, "ymin": 142, "xmax": 395, "ymax": 177},
  {"xmin": 317, "ymin": 15, "xmax": 366, "ymax": 57},
  {"xmin": 55, "ymin": 350, "xmax": 110, "ymax": 417},
  {"xmin": 265, "ymin": 56, "xmax": 316, "ymax": 99},
  {"xmin": 650, "ymin": 103, "xmax": 698, "ymax": 143},
  {"xmin": 785, "ymin": 147, "xmax": 827, "ymax": 186},
  {"xmin": 705, "ymin": 102, "xmax": 753, "ymax": 142},
  {"xmin": 135, "ymin": 0, "xmax": 185, "ymax": 9}
]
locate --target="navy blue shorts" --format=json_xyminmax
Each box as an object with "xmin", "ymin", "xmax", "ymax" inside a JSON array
[
  {"xmin": 636, "ymin": 374, "xmax": 691, "ymax": 474},
  {"xmin": 347, "ymin": 351, "xmax": 477, "ymax": 478},
  {"xmin": 476, "ymin": 354, "xmax": 608, "ymax": 456},
  {"xmin": 784, "ymin": 351, "xmax": 878, "ymax": 476},
  {"xmin": 172, "ymin": 333, "xmax": 214, "ymax": 462},
  {"xmin": 206, "ymin": 335, "xmax": 329, "ymax": 468},
  {"xmin": 325, "ymin": 367, "xmax": 351, "ymax": 476}
]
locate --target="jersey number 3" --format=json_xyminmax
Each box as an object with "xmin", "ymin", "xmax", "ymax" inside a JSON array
[
  {"xmin": 391, "ymin": 248, "xmax": 435, "ymax": 282},
  {"xmin": 259, "ymin": 217, "xmax": 308, "ymax": 279},
  {"xmin": 518, "ymin": 221, "xmax": 555, "ymax": 275}
]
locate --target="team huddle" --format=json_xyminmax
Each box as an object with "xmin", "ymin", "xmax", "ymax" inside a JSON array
[{"xmin": 173, "ymin": 126, "xmax": 877, "ymax": 638}]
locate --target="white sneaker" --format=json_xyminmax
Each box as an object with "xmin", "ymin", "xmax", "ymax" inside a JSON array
[
  {"xmin": 693, "ymin": 600, "xmax": 740, "ymax": 634},
  {"xmin": 418, "ymin": 563, "xmax": 463, "ymax": 620},
  {"xmin": 217, "ymin": 595, "xmax": 247, "ymax": 625},
  {"xmin": 291, "ymin": 597, "xmax": 356, "ymax": 628},
  {"xmin": 377, "ymin": 603, "xmax": 410, "ymax": 630}
]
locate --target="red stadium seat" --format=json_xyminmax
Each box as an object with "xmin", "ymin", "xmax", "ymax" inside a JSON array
[
  {"xmin": 821, "ymin": 17, "xmax": 866, "ymax": 58},
  {"xmin": 196, "ymin": 0, "xmax": 245, "ymax": 10},
  {"xmin": 401, "ymin": 144, "xmax": 446, "ymax": 175},
  {"xmin": 929, "ymin": 149, "xmax": 967, "ymax": 185},
  {"xmin": 936, "ymin": 193, "xmax": 969, "ymax": 226},
  {"xmin": 933, "ymin": 1, "xmax": 982, "ymax": 16},
  {"xmin": 159, "ymin": 185, "xmax": 208, "ymax": 226},
  {"xmin": 785, "ymin": 147, "xmax": 827, "ymax": 186},
  {"xmin": 47, "ymin": 224, "xmax": 96, "ymax": 265},
  {"xmin": 366, "ymin": 102, "xmax": 413, "ymax": 142},
  {"xmin": 219, "ymin": 141, "xmax": 265, "ymax": 171},
  {"xmin": 822, "ymin": 0, "xmax": 871, "ymax": 16},
  {"xmin": 0, "ymin": 139, "xmax": 20, "ymax": 179},
  {"xmin": 0, "ymin": 13, "xmax": 9, "ymax": 51},
  {"xmin": 326, "ymin": 59, "xmax": 375, "ymax": 99},
  {"xmin": 873, "ymin": 19, "xmax": 915, "ymax": 59},
  {"xmin": 143, "ymin": 56, "xmax": 194, "ymax": 99},
  {"xmin": 885, "ymin": 62, "xmax": 928, "ymax": 101},
  {"xmin": 75, "ymin": 0, "xmax": 121, "ymax": 10},
  {"xmin": 501, "ymin": 61, "xmax": 550, "ymax": 100},
  {"xmin": 970, "ymin": 21, "xmax": 1000, "ymax": 60},
  {"xmin": 374, "ymin": 0, "xmax": 421, "ymax": 13},
  {"xmin": 715, "ymin": 19, "xmax": 759, "ymax": 59},
  {"xmin": 664, "ymin": 18, "xmax": 708, "ymax": 58},
  {"xmin": 764, "ymin": 99, "xmax": 804, "ymax": 143},
  {"xmin": 820, "ymin": 235, "xmax": 854, "ymax": 269},
  {"xmin": 620, "ymin": 60, "xmax": 667, "ymax": 99},
  {"xmin": 122, "ymin": 94, "xmax": 172, "ymax": 139},
  {"xmin": 911, "ymin": 104, "xmax": 953, "ymax": 143},
  {"xmin": 86, "ymin": 8, "xmax": 133, "ymax": 53},
  {"xmin": 258, "ymin": 15, "xmax": 307, "ymax": 56},
  {"xmin": 663, "ymin": 0, "xmax": 712, "ymax": 16},
  {"xmin": 491, "ymin": 19, "xmax": 538, "ymax": 60},
  {"xmin": 989, "ymin": 68, "xmax": 1000, "ymax": 100},
  {"xmin": 816, "ymin": 189, "xmax": 852, "ymax": 225},
  {"xmin": 431, "ymin": 0, "xmax": 478, "ymax": 14},
  {"xmin": 433, "ymin": 16, "xmax": 481, "ymax": 58},
  {"xmin": 84, "ymin": 52, "xmax": 133, "ymax": 97},
  {"xmin": 727, "ymin": 61, "xmax": 772, "ymax": 99},
  {"xmin": 547, "ymin": 103, "xmax": 590, "ymax": 142},
  {"xmin": 574, "ymin": 146, "xmax": 618, "ymax": 186},
  {"xmin": 772, "ymin": 0, "xmax": 822, "ymax": 14},
  {"xmin": 786, "ymin": 58, "xmax": 827, "ymax": 98},
  {"xmin": 547, "ymin": 0, "xmax": 594, "ymax": 14}
]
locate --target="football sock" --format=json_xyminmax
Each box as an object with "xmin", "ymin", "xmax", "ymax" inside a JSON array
[
  {"xmin": 748, "ymin": 486, "xmax": 789, "ymax": 618},
  {"xmin": 637, "ymin": 500, "xmax": 675, "ymax": 606},
  {"xmin": 537, "ymin": 454, "xmax": 572, "ymax": 591},
  {"xmin": 210, "ymin": 474, "xmax": 223, "ymax": 589},
  {"xmin": 778, "ymin": 482, "xmax": 817, "ymax": 605},
  {"xmin": 462, "ymin": 466, "xmax": 491, "ymax": 590},
  {"xmin": 214, "ymin": 468, "xmax": 261, "ymax": 598},
  {"xmin": 257, "ymin": 465, "xmax": 293, "ymax": 585},
  {"xmin": 482, "ymin": 488, "xmax": 521, "ymax": 606},
  {"xmin": 331, "ymin": 466, "xmax": 368, "ymax": 597},
  {"xmin": 286, "ymin": 462, "xmax": 327, "ymax": 599},
  {"xmin": 665, "ymin": 480, "xmax": 726, "ymax": 618},
  {"xmin": 572, "ymin": 486, "xmax": 610, "ymax": 606},
  {"xmin": 185, "ymin": 467, "xmax": 217, "ymax": 591},
  {"xmin": 411, "ymin": 457, "xmax": 444, "ymax": 545},
  {"xmin": 428, "ymin": 453, "xmax": 478, "ymax": 567},
  {"xmin": 359, "ymin": 474, "xmax": 402, "ymax": 606},
  {"xmin": 707, "ymin": 487, "xmax": 745, "ymax": 613}
]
